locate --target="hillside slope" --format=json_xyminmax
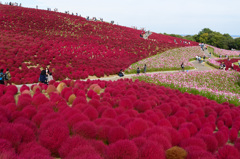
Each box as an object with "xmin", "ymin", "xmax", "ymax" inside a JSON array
[{"xmin": 0, "ymin": 4, "xmax": 198, "ymax": 84}]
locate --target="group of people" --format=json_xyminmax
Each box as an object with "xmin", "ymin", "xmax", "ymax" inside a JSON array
[
  {"xmin": 118, "ymin": 64, "xmax": 147, "ymax": 77},
  {"xmin": 196, "ymin": 55, "xmax": 206, "ymax": 63},
  {"xmin": 39, "ymin": 68, "xmax": 53, "ymax": 84},
  {"xmin": 219, "ymin": 62, "xmax": 226, "ymax": 70},
  {"xmin": 0, "ymin": 68, "xmax": 11, "ymax": 85}
]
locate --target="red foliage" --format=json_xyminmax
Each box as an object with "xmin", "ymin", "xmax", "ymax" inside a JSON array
[
  {"xmin": 18, "ymin": 142, "xmax": 51, "ymax": 159},
  {"xmin": 59, "ymin": 136, "xmax": 90, "ymax": 158},
  {"xmin": 126, "ymin": 118, "xmax": 148, "ymax": 138},
  {"xmin": 106, "ymin": 140, "xmax": 138, "ymax": 159},
  {"xmin": 72, "ymin": 121, "xmax": 97, "ymax": 139},
  {"xmin": 217, "ymin": 145, "xmax": 240, "ymax": 159},
  {"xmin": 138, "ymin": 141, "xmax": 165, "ymax": 159},
  {"xmin": 229, "ymin": 128, "xmax": 238, "ymax": 143},
  {"xmin": 32, "ymin": 93, "xmax": 49, "ymax": 107},
  {"xmin": 180, "ymin": 137, "xmax": 207, "ymax": 150},
  {"xmin": 108, "ymin": 126, "xmax": 129, "ymax": 143},
  {"xmin": 39, "ymin": 125, "xmax": 69, "ymax": 155}
]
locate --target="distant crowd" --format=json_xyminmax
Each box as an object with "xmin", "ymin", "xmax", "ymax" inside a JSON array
[
  {"xmin": 0, "ymin": 68, "xmax": 11, "ymax": 85},
  {"xmin": 1, "ymin": 1, "xmax": 115, "ymax": 25}
]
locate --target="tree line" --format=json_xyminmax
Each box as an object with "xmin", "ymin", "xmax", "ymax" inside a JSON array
[{"xmin": 164, "ymin": 28, "xmax": 240, "ymax": 50}]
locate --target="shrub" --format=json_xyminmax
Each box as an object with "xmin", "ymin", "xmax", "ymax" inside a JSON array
[
  {"xmin": 119, "ymin": 98, "xmax": 133, "ymax": 110},
  {"xmin": 18, "ymin": 142, "xmax": 51, "ymax": 159},
  {"xmin": 108, "ymin": 126, "xmax": 129, "ymax": 144},
  {"xmin": 56, "ymin": 82, "xmax": 67, "ymax": 93},
  {"xmin": 101, "ymin": 108, "xmax": 117, "ymax": 119},
  {"xmin": 5, "ymin": 85, "xmax": 18, "ymax": 95},
  {"xmin": 83, "ymin": 106, "xmax": 99, "ymax": 121},
  {"xmin": 0, "ymin": 123, "xmax": 21, "ymax": 147},
  {"xmin": 229, "ymin": 128, "xmax": 238, "ymax": 143},
  {"xmin": 67, "ymin": 113, "xmax": 89, "ymax": 128},
  {"xmin": 148, "ymin": 134, "xmax": 172, "ymax": 150},
  {"xmin": 66, "ymin": 145, "xmax": 102, "ymax": 159},
  {"xmin": 20, "ymin": 85, "xmax": 30, "ymax": 93},
  {"xmin": 217, "ymin": 145, "xmax": 240, "ymax": 159},
  {"xmin": 32, "ymin": 93, "xmax": 49, "ymax": 107},
  {"xmin": 214, "ymin": 131, "xmax": 228, "ymax": 147},
  {"xmin": 17, "ymin": 94, "xmax": 32, "ymax": 110},
  {"xmin": 180, "ymin": 137, "xmax": 207, "ymax": 150},
  {"xmin": 59, "ymin": 135, "xmax": 89, "ymax": 158},
  {"xmin": 198, "ymin": 134, "xmax": 218, "ymax": 153},
  {"xmin": 0, "ymin": 94, "xmax": 15, "ymax": 106},
  {"xmin": 166, "ymin": 146, "xmax": 187, "ymax": 159},
  {"xmin": 72, "ymin": 121, "xmax": 97, "ymax": 139},
  {"xmin": 72, "ymin": 96, "xmax": 87, "ymax": 107},
  {"xmin": 39, "ymin": 125, "xmax": 69, "ymax": 156},
  {"xmin": 139, "ymin": 141, "xmax": 165, "ymax": 159},
  {"xmin": 126, "ymin": 118, "xmax": 148, "ymax": 138},
  {"xmin": 106, "ymin": 140, "xmax": 138, "ymax": 159},
  {"xmin": 68, "ymin": 94, "xmax": 76, "ymax": 105},
  {"xmin": 46, "ymin": 85, "xmax": 56, "ymax": 94},
  {"xmin": 0, "ymin": 139, "xmax": 14, "ymax": 153}
]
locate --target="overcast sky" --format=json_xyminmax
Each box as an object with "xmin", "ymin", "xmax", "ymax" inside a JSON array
[{"xmin": 2, "ymin": 0, "xmax": 240, "ymax": 35}]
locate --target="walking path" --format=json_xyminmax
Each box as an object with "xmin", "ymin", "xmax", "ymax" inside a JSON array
[{"xmin": 15, "ymin": 48, "xmax": 215, "ymax": 91}]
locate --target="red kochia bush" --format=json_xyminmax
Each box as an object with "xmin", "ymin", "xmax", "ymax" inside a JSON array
[
  {"xmin": 83, "ymin": 106, "xmax": 99, "ymax": 120},
  {"xmin": 217, "ymin": 145, "xmax": 240, "ymax": 159},
  {"xmin": 108, "ymin": 126, "xmax": 129, "ymax": 144},
  {"xmin": 126, "ymin": 118, "xmax": 148, "ymax": 138},
  {"xmin": 106, "ymin": 140, "xmax": 138, "ymax": 159},
  {"xmin": 5, "ymin": 85, "xmax": 18, "ymax": 95},
  {"xmin": 72, "ymin": 121, "xmax": 97, "ymax": 139},
  {"xmin": 139, "ymin": 141, "xmax": 165, "ymax": 159},
  {"xmin": 180, "ymin": 137, "xmax": 207, "ymax": 150},
  {"xmin": 0, "ymin": 124, "xmax": 21, "ymax": 147},
  {"xmin": 229, "ymin": 128, "xmax": 238, "ymax": 143},
  {"xmin": 0, "ymin": 139, "xmax": 14, "ymax": 154},
  {"xmin": 0, "ymin": 94, "xmax": 15, "ymax": 105},
  {"xmin": 18, "ymin": 142, "xmax": 52, "ymax": 159},
  {"xmin": 39, "ymin": 125, "xmax": 69, "ymax": 155},
  {"xmin": 198, "ymin": 134, "xmax": 218, "ymax": 153},
  {"xmin": 17, "ymin": 94, "xmax": 32, "ymax": 110},
  {"xmin": 20, "ymin": 85, "xmax": 30, "ymax": 93},
  {"xmin": 66, "ymin": 145, "xmax": 102, "ymax": 159},
  {"xmin": 59, "ymin": 136, "xmax": 89, "ymax": 158},
  {"xmin": 32, "ymin": 93, "xmax": 49, "ymax": 107}
]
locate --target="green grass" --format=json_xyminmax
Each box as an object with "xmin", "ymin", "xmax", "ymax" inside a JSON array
[{"xmin": 125, "ymin": 66, "xmax": 195, "ymax": 74}]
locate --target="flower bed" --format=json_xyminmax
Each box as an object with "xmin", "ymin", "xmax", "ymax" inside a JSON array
[
  {"xmin": 207, "ymin": 45, "xmax": 240, "ymax": 57},
  {"xmin": 135, "ymin": 70, "xmax": 240, "ymax": 105},
  {"xmin": 125, "ymin": 46, "xmax": 204, "ymax": 73},
  {"xmin": 0, "ymin": 5, "xmax": 198, "ymax": 84},
  {"xmin": 0, "ymin": 79, "xmax": 240, "ymax": 158}
]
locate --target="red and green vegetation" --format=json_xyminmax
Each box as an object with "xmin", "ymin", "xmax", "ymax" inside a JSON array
[{"xmin": 0, "ymin": 4, "xmax": 197, "ymax": 84}]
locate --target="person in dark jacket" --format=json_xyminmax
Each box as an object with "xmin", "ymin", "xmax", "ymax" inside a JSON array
[{"xmin": 39, "ymin": 70, "xmax": 47, "ymax": 84}]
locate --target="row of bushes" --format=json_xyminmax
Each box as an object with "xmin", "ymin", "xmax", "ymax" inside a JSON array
[{"xmin": 0, "ymin": 79, "xmax": 240, "ymax": 158}]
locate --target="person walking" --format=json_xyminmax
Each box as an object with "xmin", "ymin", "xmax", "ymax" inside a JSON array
[
  {"xmin": 143, "ymin": 64, "xmax": 147, "ymax": 73},
  {"xmin": 181, "ymin": 62, "xmax": 184, "ymax": 72}
]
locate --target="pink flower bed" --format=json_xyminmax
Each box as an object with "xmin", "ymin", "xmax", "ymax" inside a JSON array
[
  {"xmin": 208, "ymin": 45, "xmax": 240, "ymax": 56},
  {"xmin": 0, "ymin": 5, "xmax": 198, "ymax": 84},
  {"xmin": 0, "ymin": 79, "xmax": 240, "ymax": 158}
]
